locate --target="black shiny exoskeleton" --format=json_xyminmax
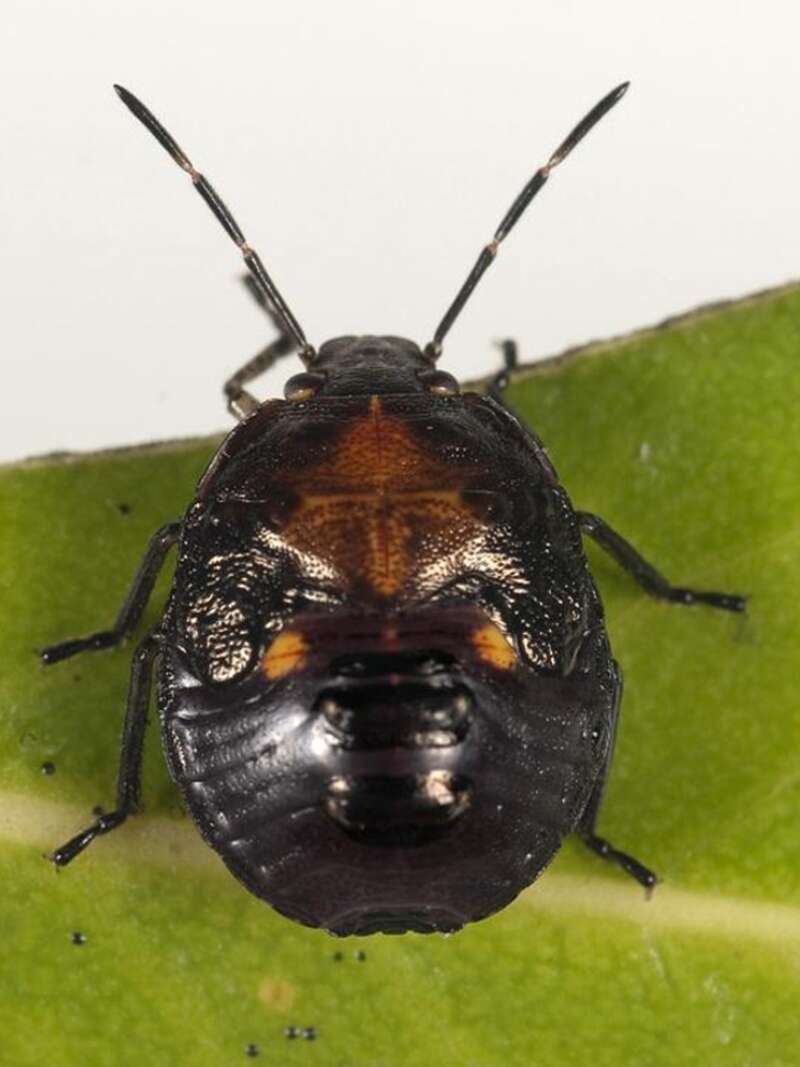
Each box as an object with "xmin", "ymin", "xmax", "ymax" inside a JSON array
[{"xmin": 42, "ymin": 83, "xmax": 745, "ymax": 935}]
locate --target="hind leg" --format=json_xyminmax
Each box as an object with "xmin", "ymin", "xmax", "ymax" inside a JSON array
[
  {"xmin": 49, "ymin": 630, "xmax": 161, "ymax": 865},
  {"xmin": 575, "ymin": 664, "xmax": 657, "ymax": 891}
]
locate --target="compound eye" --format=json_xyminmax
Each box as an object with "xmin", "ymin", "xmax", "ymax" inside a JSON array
[
  {"xmin": 284, "ymin": 371, "xmax": 326, "ymax": 402},
  {"xmin": 417, "ymin": 369, "xmax": 460, "ymax": 396}
]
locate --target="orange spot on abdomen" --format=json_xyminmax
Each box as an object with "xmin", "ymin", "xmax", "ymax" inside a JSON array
[
  {"xmin": 471, "ymin": 622, "xmax": 517, "ymax": 670},
  {"xmin": 262, "ymin": 630, "xmax": 309, "ymax": 680}
]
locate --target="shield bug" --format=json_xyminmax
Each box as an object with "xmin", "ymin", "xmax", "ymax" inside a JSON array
[{"xmin": 42, "ymin": 82, "xmax": 745, "ymax": 935}]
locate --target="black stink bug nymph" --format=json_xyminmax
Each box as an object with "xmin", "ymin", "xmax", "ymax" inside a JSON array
[{"xmin": 42, "ymin": 82, "xmax": 745, "ymax": 936}]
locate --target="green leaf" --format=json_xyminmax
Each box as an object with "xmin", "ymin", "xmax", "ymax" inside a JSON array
[{"xmin": 2, "ymin": 282, "xmax": 799, "ymax": 1067}]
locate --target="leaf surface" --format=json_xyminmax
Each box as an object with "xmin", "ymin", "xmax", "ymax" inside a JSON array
[{"xmin": 1, "ymin": 283, "xmax": 799, "ymax": 1067}]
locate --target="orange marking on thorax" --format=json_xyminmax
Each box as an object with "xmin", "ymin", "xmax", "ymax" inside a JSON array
[
  {"xmin": 292, "ymin": 396, "xmax": 439, "ymax": 491},
  {"xmin": 283, "ymin": 396, "xmax": 484, "ymax": 597}
]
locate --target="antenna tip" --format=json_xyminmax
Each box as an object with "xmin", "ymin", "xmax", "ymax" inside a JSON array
[
  {"xmin": 615, "ymin": 81, "xmax": 631, "ymax": 99},
  {"xmin": 114, "ymin": 85, "xmax": 152, "ymax": 127}
]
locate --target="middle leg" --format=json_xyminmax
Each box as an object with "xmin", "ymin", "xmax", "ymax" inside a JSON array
[
  {"xmin": 41, "ymin": 521, "xmax": 181, "ymax": 665},
  {"xmin": 579, "ymin": 512, "xmax": 746, "ymax": 613}
]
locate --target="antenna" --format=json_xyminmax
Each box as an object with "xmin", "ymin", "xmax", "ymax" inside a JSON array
[
  {"xmin": 425, "ymin": 82, "xmax": 630, "ymax": 361},
  {"xmin": 114, "ymin": 85, "xmax": 315, "ymax": 365}
]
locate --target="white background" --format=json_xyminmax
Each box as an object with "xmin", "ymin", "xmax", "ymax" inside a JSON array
[{"xmin": 2, "ymin": 0, "xmax": 798, "ymax": 462}]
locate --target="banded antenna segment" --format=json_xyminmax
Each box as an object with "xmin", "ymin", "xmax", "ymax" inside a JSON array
[
  {"xmin": 114, "ymin": 85, "xmax": 315, "ymax": 365},
  {"xmin": 425, "ymin": 81, "xmax": 630, "ymax": 361}
]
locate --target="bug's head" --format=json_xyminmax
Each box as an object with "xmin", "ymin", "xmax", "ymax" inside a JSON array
[{"xmin": 283, "ymin": 336, "xmax": 460, "ymax": 399}]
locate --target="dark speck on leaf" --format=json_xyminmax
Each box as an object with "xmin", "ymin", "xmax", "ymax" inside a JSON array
[
  {"xmin": 41, "ymin": 761, "xmax": 55, "ymax": 776},
  {"xmin": 71, "ymin": 931, "xmax": 87, "ymax": 945},
  {"xmin": 117, "ymin": 502, "xmax": 131, "ymax": 516},
  {"xmin": 284, "ymin": 1027, "xmax": 299, "ymax": 1040},
  {"xmin": 245, "ymin": 1044, "xmax": 259, "ymax": 1058},
  {"xmin": 301, "ymin": 1028, "xmax": 317, "ymax": 1041},
  {"xmin": 355, "ymin": 949, "xmax": 366, "ymax": 961}
]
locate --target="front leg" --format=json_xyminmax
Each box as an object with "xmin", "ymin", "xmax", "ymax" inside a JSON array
[
  {"xmin": 487, "ymin": 338, "xmax": 519, "ymax": 403},
  {"xmin": 579, "ymin": 512, "xmax": 746, "ymax": 613},
  {"xmin": 224, "ymin": 333, "xmax": 294, "ymax": 420},
  {"xmin": 223, "ymin": 275, "xmax": 296, "ymax": 421}
]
